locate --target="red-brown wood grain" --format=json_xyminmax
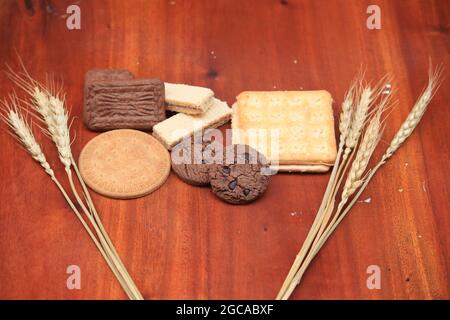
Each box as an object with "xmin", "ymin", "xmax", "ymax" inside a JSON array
[{"xmin": 0, "ymin": 0, "xmax": 448, "ymax": 299}]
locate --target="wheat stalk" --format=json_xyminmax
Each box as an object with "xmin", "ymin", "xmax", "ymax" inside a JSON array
[
  {"xmin": 279, "ymin": 94, "xmax": 390, "ymax": 300},
  {"xmin": 0, "ymin": 98, "xmax": 138, "ymax": 298},
  {"xmin": 38, "ymin": 87, "xmax": 143, "ymax": 300},
  {"xmin": 277, "ymin": 64, "xmax": 443, "ymax": 300},
  {"xmin": 5, "ymin": 66, "xmax": 143, "ymax": 300}
]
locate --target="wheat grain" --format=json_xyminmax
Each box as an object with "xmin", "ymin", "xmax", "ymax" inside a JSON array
[
  {"xmin": 345, "ymin": 86, "xmax": 374, "ymax": 149},
  {"xmin": 0, "ymin": 97, "xmax": 54, "ymax": 177},
  {"xmin": 6, "ymin": 68, "xmax": 72, "ymax": 171},
  {"xmin": 341, "ymin": 105, "xmax": 385, "ymax": 202},
  {"xmin": 383, "ymin": 65, "xmax": 444, "ymax": 161},
  {"xmin": 47, "ymin": 95, "xmax": 72, "ymax": 171},
  {"xmin": 339, "ymin": 80, "xmax": 356, "ymax": 141}
]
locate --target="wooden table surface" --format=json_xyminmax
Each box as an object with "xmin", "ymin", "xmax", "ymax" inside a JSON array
[{"xmin": 0, "ymin": 0, "xmax": 448, "ymax": 300}]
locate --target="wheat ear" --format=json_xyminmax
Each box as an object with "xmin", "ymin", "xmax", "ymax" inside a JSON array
[
  {"xmin": 383, "ymin": 65, "xmax": 444, "ymax": 161},
  {"xmin": 345, "ymin": 86, "xmax": 373, "ymax": 149},
  {"xmin": 0, "ymin": 95, "xmax": 53, "ymax": 177},
  {"xmin": 340, "ymin": 99, "xmax": 387, "ymax": 204}
]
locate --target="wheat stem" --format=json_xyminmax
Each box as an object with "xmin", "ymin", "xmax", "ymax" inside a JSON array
[
  {"xmin": 0, "ymin": 102, "xmax": 135, "ymax": 299},
  {"xmin": 67, "ymin": 169, "xmax": 142, "ymax": 300},
  {"xmin": 5, "ymin": 68, "xmax": 143, "ymax": 300},
  {"xmin": 278, "ymin": 65, "xmax": 443, "ymax": 300},
  {"xmin": 70, "ymin": 158, "xmax": 144, "ymax": 299},
  {"xmin": 51, "ymin": 176, "xmax": 135, "ymax": 300}
]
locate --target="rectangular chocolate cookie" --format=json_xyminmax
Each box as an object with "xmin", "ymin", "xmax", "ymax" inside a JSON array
[
  {"xmin": 85, "ymin": 69, "xmax": 134, "ymax": 83},
  {"xmin": 84, "ymin": 77, "xmax": 166, "ymax": 131}
]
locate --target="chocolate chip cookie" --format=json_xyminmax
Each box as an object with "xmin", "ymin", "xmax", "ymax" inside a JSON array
[
  {"xmin": 171, "ymin": 130, "xmax": 222, "ymax": 186},
  {"xmin": 208, "ymin": 144, "xmax": 270, "ymax": 204}
]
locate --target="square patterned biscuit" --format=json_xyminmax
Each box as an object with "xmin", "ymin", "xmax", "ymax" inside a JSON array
[{"xmin": 232, "ymin": 91, "xmax": 337, "ymax": 170}]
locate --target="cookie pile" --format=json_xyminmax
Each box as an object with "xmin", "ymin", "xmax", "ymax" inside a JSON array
[{"xmin": 79, "ymin": 68, "xmax": 338, "ymax": 203}]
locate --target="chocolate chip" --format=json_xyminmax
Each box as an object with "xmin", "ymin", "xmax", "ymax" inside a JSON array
[
  {"xmin": 228, "ymin": 180, "xmax": 237, "ymax": 190},
  {"xmin": 223, "ymin": 166, "xmax": 231, "ymax": 175},
  {"xmin": 243, "ymin": 189, "xmax": 250, "ymax": 196}
]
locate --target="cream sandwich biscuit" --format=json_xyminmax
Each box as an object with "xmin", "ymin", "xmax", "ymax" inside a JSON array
[
  {"xmin": 153, "ymin": 98, "xmax": 232, "ymax": 150},
  {"xmin": 165, "ymin": 82, "xmax": 214, "ymax": 115}
]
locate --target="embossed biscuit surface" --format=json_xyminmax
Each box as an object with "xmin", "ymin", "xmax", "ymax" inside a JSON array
[
  {"xmin": 232, "ymin": 91, "xmax": 337, "ymax": 167},
  {"xmin": 79, "ymin": 129, "xmax": 170, "ymax": 199},
  {"xmin": 84, "ymin": 76, "xmax": 166, "ymax": 131}
]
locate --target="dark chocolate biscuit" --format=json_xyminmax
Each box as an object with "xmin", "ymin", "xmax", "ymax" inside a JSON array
[
  {"xmin": 171, "ymin": 131, "xmax": 222, "ymax": 186},
  {"xmin": 84, "ymin": 70, "xmax": 165, "ymax": 131},
  {"xmin": 84, "ymin": 69, "xmax": 134, "ymax": 127},
  {"xmin": 85, "ymin": 69, "xmax": 134, "ymax": 84},
  {"xmin": 208, "ymin": 144, "xmax": 270, "ymax": 204}
]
